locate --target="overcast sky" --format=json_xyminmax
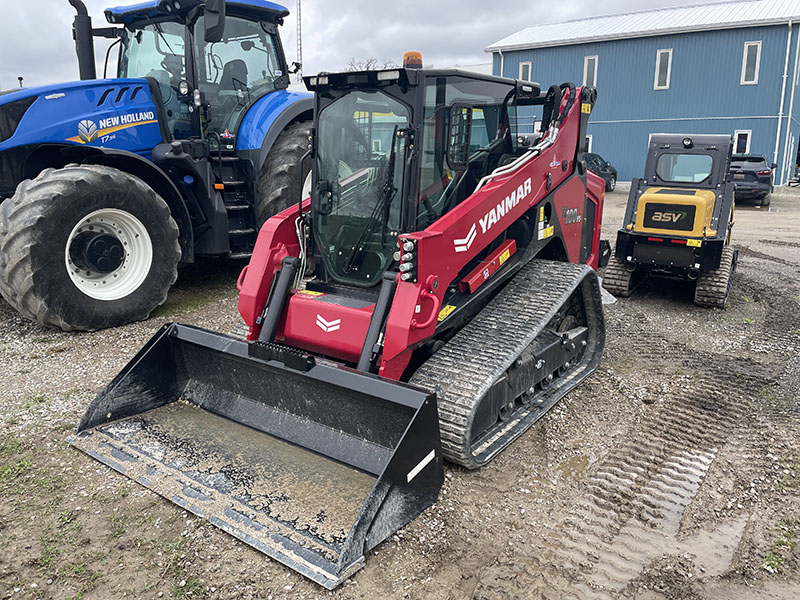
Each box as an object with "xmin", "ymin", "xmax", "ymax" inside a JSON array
[{"xmin": 0, "ymin": 0, "xmax": 722, "ymax": 90}]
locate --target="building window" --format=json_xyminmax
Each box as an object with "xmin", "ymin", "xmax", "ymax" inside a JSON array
[
  {"xmin": 372, "ymin": 139, "xmax": 382, "ymax": 153},
  {"xmin": 585, "ymin": 134, "xmax": 593, "ymax": 152},
  {"xmin": 583, "ymin": 55, "xmax": 598, "ymax": 87},
  {"xmin": 654, "ymin": 48, "xmax": 672, "ymax": 90},
  {"xmin": 741, "ymin": 41, "xmax": 761, "ymax": 85},
  {"xmin": 519, "ymin": 61, "xmax": 532, "ymax": 81},
  {"xmin": 734, "ymin": 130, "xmax": 751, "ymax": 154}
]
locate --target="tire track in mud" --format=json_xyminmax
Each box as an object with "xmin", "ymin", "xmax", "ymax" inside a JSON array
[{"xmin": 473, "ymin": 319, "xmax": 791, "ymax": 600}]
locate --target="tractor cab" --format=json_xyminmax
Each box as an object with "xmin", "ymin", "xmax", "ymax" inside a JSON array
[
  {"xmin": 107, "ymin": 0, "xmax": 295, "ymax": 146},
  {"xmin": 303, "ymin": 66, "xmax": 543, "ymax": 291}
]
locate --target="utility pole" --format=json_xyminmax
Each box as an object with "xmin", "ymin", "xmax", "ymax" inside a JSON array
[{"xmin": 296, "ymin": 0, "xmax": 303, "ymax": 83}]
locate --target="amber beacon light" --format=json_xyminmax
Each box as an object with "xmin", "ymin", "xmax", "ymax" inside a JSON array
[{"xmin": 403, "ymin": 51, "xmax": 423, "ymax": 69}]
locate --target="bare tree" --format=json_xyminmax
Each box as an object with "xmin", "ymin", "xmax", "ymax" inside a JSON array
[{"xmin": 345, "ymin": 57, "xmax": 399, "ymax": 72}]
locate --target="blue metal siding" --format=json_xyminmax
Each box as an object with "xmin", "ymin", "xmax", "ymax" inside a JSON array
[
  {"xmin": 587, "ymin": 119, "xmax": 779, "ymax": 183},
  {"xmin": 495, "ymin": 23, "xmax": 800, "ymax": 182}
]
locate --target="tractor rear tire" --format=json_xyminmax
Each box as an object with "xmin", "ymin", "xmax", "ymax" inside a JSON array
[
  {"xmin": 694, "ymin": 246, "xmax": 736, "ymax": 308},
  {"xmin": 0, "ymin": 165, "xmax": 180, "ymax": 331},
  {"xmin": 602, "ymin": 255, "xmax": 632, "ymax": 297},
  {"xmin": 256, "ymin": 122, "xmax": 312, "ymax": 227}
]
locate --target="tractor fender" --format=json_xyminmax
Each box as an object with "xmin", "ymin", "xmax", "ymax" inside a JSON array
[
  {"xmin": 236, "ymin": 90, "xmax": 313, "ymax": 172},
  {"xmin": 21, "ymin": 143, "xmax": 194, "ymax": 262}
]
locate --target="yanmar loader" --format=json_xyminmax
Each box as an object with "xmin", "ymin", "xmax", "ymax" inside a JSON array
[
  {"xmin": 604, "ymin": 134, "xmax": 737, "ymax": 307},
  {"xmin": 69, "ymin": 59, "xmax": 608, "ymax": 588},
  {"xmin": 0, "ymin": 0, "xmax": 312, "ymax": 331}
]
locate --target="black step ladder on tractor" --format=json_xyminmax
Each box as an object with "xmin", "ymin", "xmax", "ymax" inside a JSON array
[{"xmin": 212, "ymin": 153, "xmax": 258, "ymax": 259}]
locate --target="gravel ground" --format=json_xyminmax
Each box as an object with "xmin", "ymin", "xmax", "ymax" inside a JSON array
[{"xmin": 1, "ymin": 188, "xmax": 799, "ymax": 600}]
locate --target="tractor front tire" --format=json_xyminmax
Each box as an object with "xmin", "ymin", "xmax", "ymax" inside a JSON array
[
  {"xmin": 0, "ymin": 165, "xmax": 180, "ymax": 331},
  {"xmin": 256, "ymin": 122, "xmax": 312, "ymax": 227}
]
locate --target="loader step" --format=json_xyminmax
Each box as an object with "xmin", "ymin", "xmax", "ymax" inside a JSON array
[{"xmin": 411, "ymin": 259, "xmax": 605, "ymax": 469}]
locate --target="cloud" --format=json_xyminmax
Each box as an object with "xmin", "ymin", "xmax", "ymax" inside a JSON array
[{"xmin": 0, "ymin": 0, "xmax": 716, "ymax": 90}]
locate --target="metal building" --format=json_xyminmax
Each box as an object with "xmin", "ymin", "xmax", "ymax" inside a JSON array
[{"xmin": 486, "ymin": 0, "xmax": 800, "ymax": 184}]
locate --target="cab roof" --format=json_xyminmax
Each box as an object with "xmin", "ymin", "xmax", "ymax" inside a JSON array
[{"xmin": 105, "ymin": 0, "xmax": 289, "ymax": 25}]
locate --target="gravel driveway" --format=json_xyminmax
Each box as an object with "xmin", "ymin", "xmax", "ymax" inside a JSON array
[{"xmin": 1, "ymin": 188, "xmax": 798, "ymax": 600}]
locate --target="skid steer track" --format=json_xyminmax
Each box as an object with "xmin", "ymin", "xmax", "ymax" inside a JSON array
[{"xmin": 412, "ymin": 259, "xmax": 605, "ymax": 469}]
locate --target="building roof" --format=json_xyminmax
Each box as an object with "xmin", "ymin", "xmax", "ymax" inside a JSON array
[{"xmin": 486, "ymin": 0, "xmax": 800, "ymax": 52}]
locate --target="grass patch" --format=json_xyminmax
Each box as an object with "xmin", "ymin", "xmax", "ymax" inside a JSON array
[
  {"xmin": 109, "ymin": 512, "xmax": 127, "ymax": 539},
  {"xmin": 21, "ymin": 394, "xmax": 46, "ymax": 410},
  {"xmin": 158, "ymin": 538, "xmax": 208, "ymax": 599},
  {"xmin": 172, "ymin": 576, "xmax": 206, "ymax": 599},
  {"xmin": 763, "ymin": 519, "xmax": 798, "ymax": 573},
  {"xmin": 150, "ymin": 287, "xmax": 230, "ymax": 319},
  {"xmin": 743, "ymin": 318, "xmax": 754, "ymax": 325},
  {"xmin": 0, "ymin": 438, "xmax": 31, "ymax": 482},
  {"xmin": 56, "ymin": 555, "xmax": 103, "ymax": 595}
]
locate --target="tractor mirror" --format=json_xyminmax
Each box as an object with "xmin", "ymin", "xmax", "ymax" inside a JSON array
[
  {"xmin": 447, "ymin": 105, "xmax": 473, "ymax": 169},
  {"xmin": 771, "ymin": 162, "xmax": 777, "ymax": 170},
  {"xmin": 204, "ymin": 0, "xmax": 226, "ymax": 43}
]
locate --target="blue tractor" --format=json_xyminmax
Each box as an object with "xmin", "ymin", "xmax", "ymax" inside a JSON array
[{"xmin": 0, "ymin": 0, "xmax": 312, "ymax": 331}]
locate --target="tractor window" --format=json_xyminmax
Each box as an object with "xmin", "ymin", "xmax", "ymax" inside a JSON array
[
  {"xmin": 194, "ymin": 16, "xmax": 283, "ymax": 146},
  {"xmin": 656, "ymin": 153, "xmax": 714, "ymax": 184},
  {"xmin": 119, "ymin": 21, "xmax": 189, "ymax": 138},
  {"xmin": 416, "ymin": 77, "xmax": 516, "ymax": 230}
]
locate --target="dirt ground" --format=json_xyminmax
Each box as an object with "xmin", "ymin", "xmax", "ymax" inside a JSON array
[{"xmin": 1, "ymin": 188, "xmax": 799, "ymax": 600}]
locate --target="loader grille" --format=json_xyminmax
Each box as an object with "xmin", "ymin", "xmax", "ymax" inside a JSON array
[{"xmin": 642, "ymin": 203, "xmax": 696, "ymax": 232}]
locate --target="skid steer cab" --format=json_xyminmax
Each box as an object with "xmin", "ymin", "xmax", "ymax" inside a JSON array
[
  {"xmin": 71, "ymin": 58, "xmax": 608, "ymax": 588},
  {"xmin": 604, "ymin": 134, "xmax": 738, "ymax": 307},
  {"xmin": 0, "ymin": 0, "xmax": 312, "ymax": 331}
]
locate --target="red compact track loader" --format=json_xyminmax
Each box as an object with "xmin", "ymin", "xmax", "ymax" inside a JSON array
[{"xmin": 70, "ymin": 62, "xmax": 608, "ymax": 588}]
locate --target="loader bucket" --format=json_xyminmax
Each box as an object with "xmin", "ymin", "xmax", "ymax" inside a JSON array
[{"xmin": 68, "ymin": 323, "xmax": 443, "ymax": 589}]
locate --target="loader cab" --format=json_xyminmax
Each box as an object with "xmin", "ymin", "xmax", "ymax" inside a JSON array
[
  {"xmin": 112, "ymin": 0, "xmax": 292, "ymax": 145},
  {"xmin": 643, "ymin": 134, "xmax": 733, "ymax": 190},
  {"xmin": 305, "ymin": 68, "xmax": 534, "ymax": 289}
]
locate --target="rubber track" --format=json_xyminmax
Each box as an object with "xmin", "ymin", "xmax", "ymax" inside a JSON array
[
  {"xmin": 411, "ymin": 259, "xmax": 604, "ymax": 469},
  {"xmin": 694, "ymin": 245, "xmax": 737, "ymax": 307},
  {"xmin": 601, "ymin": 255, "xmax": 631, "ymax": 297}
]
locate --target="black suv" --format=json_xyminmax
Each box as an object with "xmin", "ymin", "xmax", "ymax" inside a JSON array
[
  {"xmin": 585, "ymin": 152, "xmax": 618, "ymax": 191},
  {"xmin": 730, "ymin": 155, "xmax": 775, "ymax": 206}
]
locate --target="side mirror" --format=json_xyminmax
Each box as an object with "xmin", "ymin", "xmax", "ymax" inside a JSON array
[
  {"xmin": 241, "ymin": 40, "xmax": 255, "ymax": 51},
  {"xmin": 288, "ymin": 61, "xmax": 302, "ymax": 74},
  {"xmin": 204, "ymin": 0, "xmax": 226, "ymax": 43},
  {"xmin": 771, "ymin": 162, "xmax": 777, "ymax": 170},
  {"xmin": 604, "ymin": 161, "xmax": 611, "ymax": 168}
]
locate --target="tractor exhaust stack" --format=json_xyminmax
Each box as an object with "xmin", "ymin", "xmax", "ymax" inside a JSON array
[
  {"xmin": 69, "ymin": 323, "xmax": 443, "ymax": 589},
  {"xmin": 69, "ymin": 0, "xmax": 97, "ymax": 80}
]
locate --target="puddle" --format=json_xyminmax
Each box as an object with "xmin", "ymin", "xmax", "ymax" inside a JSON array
[{"xmin": 558, "ymin": 454, "xmax": 591, "ymax": 479}]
